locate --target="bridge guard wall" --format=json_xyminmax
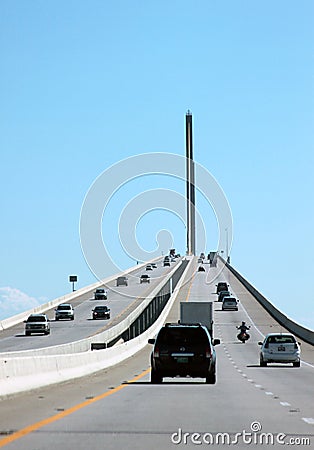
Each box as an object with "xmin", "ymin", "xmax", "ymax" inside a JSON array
[{"xmin": 222, "ymin": 258, "xmax": 314, "ymax": 345}]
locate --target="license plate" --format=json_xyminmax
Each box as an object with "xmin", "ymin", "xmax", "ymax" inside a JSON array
[
  {"xmin": 278, "ymin": 345, "xmax": 286, "ymax": 351},
  {"xmin": 176, "ymin": 357, "xmax": 189, "ymax": 363}
]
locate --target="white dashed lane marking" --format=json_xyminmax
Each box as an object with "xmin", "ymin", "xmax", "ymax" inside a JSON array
[{"xmin": 302, "ymin": 418, "xmax": 314, "ymax": 425}]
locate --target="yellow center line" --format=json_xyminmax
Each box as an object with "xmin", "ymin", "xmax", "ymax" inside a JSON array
[{"xmin": 0, "ymin": 368, "xmax": 151, "ymax": 448}]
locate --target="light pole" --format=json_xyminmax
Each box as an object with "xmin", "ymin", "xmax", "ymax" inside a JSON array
[{"xmin": 225, "ymin": 228, "xmax": 230, "ymax": 264}]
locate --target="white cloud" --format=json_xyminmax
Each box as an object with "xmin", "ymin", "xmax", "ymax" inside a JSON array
[{"xmin": 0, "ymin": 287, "xmax": 47, "ymax": 321}]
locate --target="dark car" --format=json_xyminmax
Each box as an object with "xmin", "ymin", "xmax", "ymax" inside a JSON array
[
  {"xmin": 148, "ymin": 323, "xmax": 220, "ymax": 384},
  {"xmin": 140, "ymin": 274, "xmax": 150, "ymax": 283},
  {"xmin": 94, "ymin": 288, "xmax": 107, "ymax": 300},
  {"xmin": 198, "ymin": 266, "xmax": 205, "ymax": 272},
  {"xmin": 116, "ymin": 276, "xmax": 128, "ymax": 286},
  {"xmin": 218, "ymin": 290, "xmax": 231, "ymax": 302},
  {"xmin": 163, "ymin": 261, "xmax": 170, "ymax": 267},
  {"xmin": 92, "ymin": 305, "xmax": 111, "ymax": 320},
  {"xmin": 216, "ymin": 282, "xmax": 229, "ymax": 294}
]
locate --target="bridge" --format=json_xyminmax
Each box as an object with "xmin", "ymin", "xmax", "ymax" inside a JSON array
[{"xmin": 0, "ymin": 255, "xmax": 313, "ymax": 449}]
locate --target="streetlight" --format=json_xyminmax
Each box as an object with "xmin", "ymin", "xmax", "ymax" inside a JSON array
[{"xmin": 225, "ymin": 228, "xmax": 230, "ymax": 264}]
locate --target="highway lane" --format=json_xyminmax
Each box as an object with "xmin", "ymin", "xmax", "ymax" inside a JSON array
[
  {"xmin": 0, "ymin": 258, "xmax": 313, "ymax": 449},
  {"xmin": 0, "ymin": 259, "xmax": 179, "ymax": 353}
]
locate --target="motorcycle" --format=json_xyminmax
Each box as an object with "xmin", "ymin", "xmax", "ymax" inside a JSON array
[{"xmin": 236, "ymin": 326, "xmax": 250, "ymax": 343}]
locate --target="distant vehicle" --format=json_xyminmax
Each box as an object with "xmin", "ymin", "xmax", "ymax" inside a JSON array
[
  {"xmin": 151, "ymin": 263, "xmax": 157, "ymax": 268},
  {"xmin": 92, "ymin": 305, "xmax": 111, "ymax": 320},
  {"xmin": 163, "ymin": 261, "xmax": 170, "ymax": 267},
  {"xmin": 222, "ymin": 297, "xmax": 238, "ymax": 311},
  {"xmin": 140, "ymin": 274, "xmax": 150, "ymax": 283},
  {"xmin": 116, "ymin": 276, "xmax": 128, "ymax": 286},
  {"xmin": 146, "ymin": 265, "xmax": 153, "ymax": 271},
  {"xmin": 148, "ymin": 323, "xmax": 220, "ymax": 384},
  {"xmin": 198, "ymin": 266, "xmax": 205, "ymax": 272},
  {"xmin": 197, "ymin": 258, "xmax": 203, "ymax": 263},
  {"xmin": 258, "ymin": 333, "xmax": 301, "ymax": 367},
  {"xmin": 94, "ymin": 288, "xmax": 107, "ymax": 300},
  {"xmin": 164, "ymin": 256, "xmax": 170, "ymax": 261},
  {"xmin": 170, "ymin": 258, "xmax": 176, "ymax": 262},
  {"xmin": 200, "ymin": 253, "xmax": 205, "ymax": 259},
  {"xmin": 218, "ymin": 290, "xmax": 231, "ymax": 302},
  {"xmin": 24, "ymin": 314, "xmax": 50, "ymax": 336},
  {"xmin": 216, "ymin": 282, "xmax": 229, "ymax": 294},
  {"xmin": 55, "ymin": 303, "xmax": 74, "ymax": 320}
]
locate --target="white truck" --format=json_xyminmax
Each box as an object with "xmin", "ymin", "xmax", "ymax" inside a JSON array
[{"xmin": 180, "ymin": 302, "xmax": 213, "ymax": 337}]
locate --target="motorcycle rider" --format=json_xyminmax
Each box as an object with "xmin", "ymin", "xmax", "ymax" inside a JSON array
[
  {"xmin": 237, "ymin": 321, "xmax": 250, "ymax": 333},
  {"xmin": 237, "ymin": 321, "xmax": 250, "ymax": 342}
]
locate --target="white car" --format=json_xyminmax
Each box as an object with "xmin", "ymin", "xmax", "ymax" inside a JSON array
[
  {"xmin": 55, "ymin": 303, "xmax": 74, "ymax": 321},
  {"xmin": 222, "ymin": 297, "xmax": 238, "ymax": 311},
  {"xmin": 24, "ymin": 314, "xmax": 50, "ymax": 335},
  {"xmin": 258, "ymin": 333, "xmax": 301, "ymax": 367}
]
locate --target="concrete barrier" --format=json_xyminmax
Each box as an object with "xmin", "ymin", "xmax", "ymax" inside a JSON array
[
  {"xmin": 0, "ymin": 258, "xmax": 194, "ymax": 397},
  {"xmin": 220, "ymin": 257, "xmax": 314, "ymax": 345}
]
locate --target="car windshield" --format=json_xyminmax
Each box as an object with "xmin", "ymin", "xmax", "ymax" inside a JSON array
[
  {"xmin": 58, "ymin": 305, "xmax": 71, "ymax": 310},
  {"xmin": 27, "ymin": 316, "xmax": 46, "ymax": 322},
  {"xmin": 267, "ymin": 335, "xmax": 296, "ymax": 344},
  {"xmin": 95, "ymin": 307, "xmax": 108, "ymax": 311},
  {"xmin": 157, "ymin": 327, "xmax": 208, "ymax": 345},
  {"xmin": 96, "ymin": 289, "xmax": 105, "ymax": 293}
]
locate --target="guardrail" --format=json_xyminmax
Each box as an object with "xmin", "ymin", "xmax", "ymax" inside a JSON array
[
  {"xmin": 0, "ymin": 258, "xmax": 194, "ymax": 397},
  {"xmin": 220, "ymin": 257, "xmax": 314, "ymax": 345}
]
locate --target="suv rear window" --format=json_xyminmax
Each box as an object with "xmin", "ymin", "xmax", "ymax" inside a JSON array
[
  {"xmin": 27, "ymin": 316, "xmax": 46, "ymax": 322},
  {"xmin": 57, "ymin": 305, "xmax": 71, "ymax": 310},
  {"xmin": 157, "ymin": 327, "xmax": 208, "ymax": 345}
]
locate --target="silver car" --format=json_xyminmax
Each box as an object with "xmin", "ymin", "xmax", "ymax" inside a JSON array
[
  {"xmin": 258, "ymin": 333, "xmax": 301, "ymax": 367},
  {"xmin": 222, "ymin": 296, "xmax": 238, "ymax": 311}
]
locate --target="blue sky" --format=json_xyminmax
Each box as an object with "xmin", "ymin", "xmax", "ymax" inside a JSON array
[{"xmin": 0, "ymin": 1, "xmax": 313, "ymax": 329}]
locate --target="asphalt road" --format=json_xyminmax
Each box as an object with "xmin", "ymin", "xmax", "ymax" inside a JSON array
[
  {"xmin": 0, "ymin": 260, "xmax": 177, "ymax": 353},
  {"xmin": 0, "ymin": 258, "xmax": 313, "ymax": 449}
]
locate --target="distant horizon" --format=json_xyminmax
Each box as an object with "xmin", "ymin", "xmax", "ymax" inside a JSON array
[{"xmin": 1, "ymin": 255, "xmax": 313, "ymax": 332}]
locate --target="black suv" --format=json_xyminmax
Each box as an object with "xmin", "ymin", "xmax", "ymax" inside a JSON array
[
  {"xmin": 216, "ymin": 282, "xmax": 229, "ymax": 294},
  {"xmin": 148, "ymin": 323, "xmax": 220, "ymax": 384}
]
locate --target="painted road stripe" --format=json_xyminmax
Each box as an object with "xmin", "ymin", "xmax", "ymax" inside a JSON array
[
  {"xmin": 302, "ymin": 418, "xmax": 314, "ymax": 425},
  {"xmin": 0, "ymin": 368, "xmax": 151, "ymax": 448},
  {"xmin": 280, "ymin": 402, "xmax": 291, "ymax": 407}
]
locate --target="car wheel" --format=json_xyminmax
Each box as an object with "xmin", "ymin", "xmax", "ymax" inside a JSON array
[
  {"xmin": 151, "ymin": 369, "xmax": 162, "ymax": 384},
  {"xmin": 25, "ymin": 331, "xmax": 30, "ymax": 336},
  {"xmin": 206, "ymin": 371, "xmax": 216, "ymax": 384},
  {"xmin": 71, "ymin": 317, "xmax": 74, "ymax": 320},
  {"xmin": 293, "ymin": 361, "xmax": 300, "ymax": 367},
  {"xmin": 260, "ymin": 357, "xmax": 267, "ymax": 367}
]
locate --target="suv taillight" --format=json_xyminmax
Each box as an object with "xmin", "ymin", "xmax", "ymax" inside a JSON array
[
  {"xmin": 153, "ymin": 347, "xmax": 160, "ymax": 358},
  {"xmin": 205, "ymin": 347, "xmax": 212, "ymax": 358}
]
